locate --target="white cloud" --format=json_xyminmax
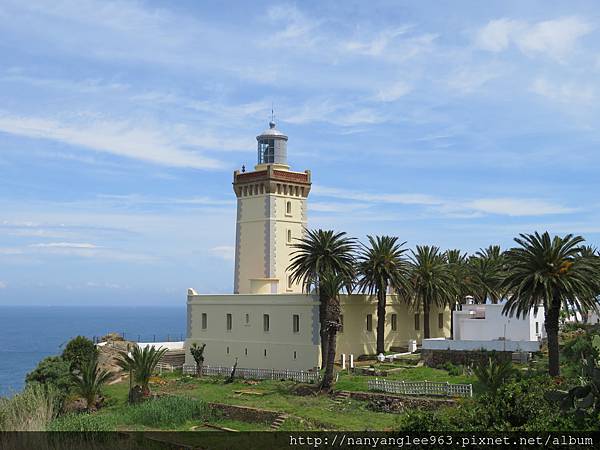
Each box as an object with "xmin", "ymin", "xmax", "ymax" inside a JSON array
[
  {"xmin": 476, "ymin": 19, "xmax": 521, "ymax": 52},
  {"xmin": 345, "ymin": 27, "xmax": 412, "ymax": 57},
  {"xmin": 29, "ymin": 242, "xmax": 99, "ymax": 249},
  {"xmin": 447, "ymin": 65, "xmax": 503, "ymax": 93},
  {"xmin": 375, "ymin": 81, "xmax": 412, "ymax": 102},
  {"xmin": 313, "ymin": 186, "xmax": 442, "ymax": 206},
  {"xmin": 0, "ymin": 113, "xmax": 221, "ymax": 169},
  {"xmin": 530, "ymin": 78, "xmax": 595, "ymax": 104},
  {"xmin": 476, "ymin": 17, "xmax": 592, "ymax": 60},
  {"xmin": 0, "ymin": 281, "xmax": 7, "ymax": 289},
  {"xmin": 467, "ymin": 198, "xmax": 574, "ymax": 216},
  {"xmin": 209, "ymin": 246, "xmax": 235, "ymax": 261}
]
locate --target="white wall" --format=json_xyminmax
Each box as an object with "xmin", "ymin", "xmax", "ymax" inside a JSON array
[
  {"xmin": 453, "ymin": 304, "xmax": 545, "ymax": 342},
  {"xmin": 423, "ymin": 338, "xmax": 541, "ymax": 352}
]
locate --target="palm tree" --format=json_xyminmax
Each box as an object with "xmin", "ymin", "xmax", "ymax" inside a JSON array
[
  {"xmin": 445, "ymin": 249, "xmax": 469, "ymax": 337},
  {"xmin": 116, "ymin": 345, "xmax": 168, "ymax": 399},
  {"xmin": 319, "ymin": 271, "xmax": 350, "ymax": 392},
  {"xmin": 409, "ymin": 246, "xmax": 455, "ymax": 339},
  {"xmin": 468, "ymin": 245, "xmax": 504, "ymax": 304},
  {"xmin": 72, "ymin": 358, "xmax": 112, "ymax": 411},
  {"xmin": 502, "ymin": 232, "xmax": 600, "ymax": 376},
  {"xmin": 356, "ymin": 236, "xmax": 410, "ymax": 354},
  {"xmin": 288, "ymin": 229, "xmax": 356, "ymax": 366}
]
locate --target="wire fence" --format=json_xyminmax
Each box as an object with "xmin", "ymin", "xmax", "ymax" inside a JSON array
[
  {"xmin": 92, "ymin": 332, "xmax": 185, "ymax": 344},
  {"xmin": 182, "ymin": 364, "xmax": 333, "ymax": 383},
  {"xmin": 368, "ymin": 378, "xmax": 473, "ymax": 397}
]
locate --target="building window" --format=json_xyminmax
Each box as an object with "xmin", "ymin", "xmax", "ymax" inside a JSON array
[
  {"xmin": 366, "ymin": 314, "xmax": 373, "ymax": 332},
  {"xmin": 535, "ymin": 322, "xmax": 539, "ymax": 334},
  {"xmin": 226, "ymin": 346, "xmax": 230, "ymax": 354},
  {"xmin": 226, "ymin": 313, "xmax": 232, "ymax": 331},
  {"xmin": 286, "ymin": 201, "xmax": 292, "ymax": 215},
  {"xmin": 414, "ymin": 314, "xmax": 420, "ymax": 331},
  {"xmin": 264, "ymin": 349, "xmax": 268, "ymax": 358},
  {"xmin": 339, "ymin": 315, "xmax": 344, "ymax": 333},
  {"xmin": 293, "ymin": 314, "xmax": 300, "ymax": 333},
  {"xmin": 391, "ymin": 314, "xmax": 397, "ymax": 331},
  {"xmin": 263, "ymin": 314, "xmax": 270, "ymax": 332},
  {"xmin": 245, "ymin": 313, "xmax": 250, "ymax": 325},
  {"xmin": 438, "ymin": 313, "xmax": 444, "ymax": 329},
  {"xmin": 244, "ymin": 348, "xmax": 248, "ymax": 356},
  {"xmin": 287, "ymin": 229, "xmax": 292, "ymax": 244},
  {"xmin": 287, "ymin": 276, "xmax": 293, "ymax": 290},
  {"xmin": 201, "ymin": 313, "xmax": 207, "ymax": 330},
  {"xmin": 293, "ymin": 351, "xmax": 297, "ymax": 360}
]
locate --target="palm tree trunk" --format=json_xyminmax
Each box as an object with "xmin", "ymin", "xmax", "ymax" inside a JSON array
[
  {"xmin": 321, "ymin": 329, "xmax": 337, "ymax": 391},
  {"xmin": 376, "ymin": 288, "xmax": 387, "ymax": 354},
  {"xmin": 545, "ymin": 298, "xmax": 561, "ymax": 377},
  {"xmin": 319, "ymin": 289, "xmax": 329, "ymax": 368},
  {"xmin": 423, "ymin": 301, "xmax": 431, "ymax": 339},
  {"xmin": 450, "ymin": 301, "xmax": 456, "ymax": 339}
]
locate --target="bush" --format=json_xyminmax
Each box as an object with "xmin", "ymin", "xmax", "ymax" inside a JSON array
[
  {"xmin": 0, "ymin": 384, "xmax": 58, "ymax": 431},
  {"xmin": 441, "ymin": 362, "xmax": 463, "ymax": 376},
  {"xmin": 62, "ymin": 336, "xmax": 98, "ymax": 372},
  {"xmin": 25, "ymin": 356, "xmax": 72, "ymax": 403},
  {"xmin": 121, "ymin": 396, "xmax": 214, "ymax": 428},
  {"xmin": 48, "ymin": 412, "xmax": 116, "ymax": 432}
]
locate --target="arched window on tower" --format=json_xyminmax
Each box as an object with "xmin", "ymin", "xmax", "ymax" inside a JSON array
[{"xmin": 286, "ymin": 201, "xmax": 292, "ymax": 215}]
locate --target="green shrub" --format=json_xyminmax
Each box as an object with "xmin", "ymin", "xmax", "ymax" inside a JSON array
[
  {"xmin": 62, "ymin": 336, "xmax": 98, "ymax": 372},
  {"xmin": 0, "ymin": 384, "xmax": 58, "ymax": 431},
  {"xmin": 121, "ymin": 396, "xmax": 213, "ymax": 428},
  {"xmin": 48, "ymin": 412, "xmax": 116, "ymax": 432},
  {"xmin": 441, "ymin": 362, "xmax": 463, "ymax": 376},
  {"xmin": 26, "ymin": 356, "xmax": 73, "ymax": 401},
  {"xmin": 472, "ymin": 357, "xmax": 515, "ymax": 394}
]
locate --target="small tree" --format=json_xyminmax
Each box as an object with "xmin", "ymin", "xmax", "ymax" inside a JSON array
[
  {"xmin": 224, "ymin": 358, "xmax": 238, "ymax": 384},
  {"xmin": 116, "ymin": 345, "xmax": 168, "ymax": 401},
  {"xmin": 190, "ymin": 343, "xmax": 206, "ymax": 377},
  {"xmin": 25, "ymin": 356, "xmax": 72, "ymax": 404},
  {"xmin": 72, "ymin": 358, "xmax": 112, "ymax": 411},
  {"xmin": 472, "ymin": 357, "xmax": 515, "ymax": 394},
  {"xmin": 62, "ymin": 336, "xmax": 98, "ymax": 372}
]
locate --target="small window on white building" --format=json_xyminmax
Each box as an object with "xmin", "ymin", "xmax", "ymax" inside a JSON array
[
  {"xmin": 286, "ymin": 201, "xmax": 292, "ymax": 215},
  {"xmin": 287, "ymin": 229, "xmax": 292, "ymax": 244},
  {"xmin": 245, "ymin": 313, "xmax": 250, "ymax": 325},
  {"xmin": 201, "ymin": 313, "xmax": 207, "ymax": 330},
  {"xmin": 414, "ymin": 314, "xmax": 420, "ymax": 331},
  {"xmin": 438, "ymin": 313, "xmax": 444, "ymax": 329},
  {"xmin": 366, "ymin": 314, "xmax": 373, "ymax": 332},
  {"xmin": 293, "ymin": 314, "xmax": 300, "ymax": 333},
  {"xmin": 227, "ymin": 346, "xmax": 230, "ymax": 354},
  {"xmin": 226, "ymin": 313, "xmax": 232, "ymax": 331},
  {"xmin": 287, "ymin": 275, "xmax": 293, "ymax": 290},
  {"xmin": 391, "ymin": 314, "xmax": 397, "ymax": 331},
  {"xmin": 263, "ymin": 314, "xmax": 270, "ymax": 332},
  {"xmin": 264, "ymin": 348, "xmax": 268, "ymax": 358},
  {"xmin": 293, "ymin": 351, "xmax": 297, "ymax": 360},
  {"xmin": 535, "ymin": 322, "xmax": 539, "ymax": 334},
  {"xmin": 244, "ymin": 348, "xmax": 248, "ymax": 356}
]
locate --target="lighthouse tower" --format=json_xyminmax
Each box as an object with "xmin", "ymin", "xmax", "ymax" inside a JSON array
[{"xmin": 232, "ymin": 121, "xmax": 311, "ymax": 294}]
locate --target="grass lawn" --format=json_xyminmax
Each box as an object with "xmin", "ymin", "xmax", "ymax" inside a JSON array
[
  {"xmin": 103, "ymin": 376, "xmax": 404, "ymax": 430},
  {"xmin": 335, "ymin": 365, "xmax": 482, "ymax": 394}
]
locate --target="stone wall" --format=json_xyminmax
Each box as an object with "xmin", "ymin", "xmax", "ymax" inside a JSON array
[
  {"xmin": 347, "ymin": 391, "xmax": 455, "ymax": 410},
  {"xmin": 422, "ymin": 349, "xmax": 512, "ymax": 367},
  {"xmin": 208, "ymin": 402, "xmax": 280, "ymax": 423}
]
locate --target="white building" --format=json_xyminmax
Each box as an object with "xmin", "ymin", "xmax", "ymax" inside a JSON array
[{"xmin": 423, "ymin": 303, "xmax": 545, "ymax": 353}]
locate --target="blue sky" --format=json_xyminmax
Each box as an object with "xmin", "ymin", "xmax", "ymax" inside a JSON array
[{"xmin": 1, "ymin": 0, "xmax": 600, "ymax": 305}]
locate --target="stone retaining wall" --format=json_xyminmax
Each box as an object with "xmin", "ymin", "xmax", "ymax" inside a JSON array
[
  {"xmin": 347, "ymin": 391, "xmax": 456, "ymax": 409},
  {"xmin": 422, "ymin": 349, "xmax": 512, "ymax": 367},
  {"xmin": 208, "ymin": 402, "xmax": 280, "ymax": 423}
]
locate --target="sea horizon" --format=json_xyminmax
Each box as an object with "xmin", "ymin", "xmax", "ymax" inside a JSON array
[{"xmin": 0, "ymin": 305, "xmax": 186, "ymax": 397}]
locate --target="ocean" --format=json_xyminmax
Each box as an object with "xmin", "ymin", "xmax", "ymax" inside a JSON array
[{"xmin": 0, "ymin": 306, "xmax": 185, "ymax": 397}]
